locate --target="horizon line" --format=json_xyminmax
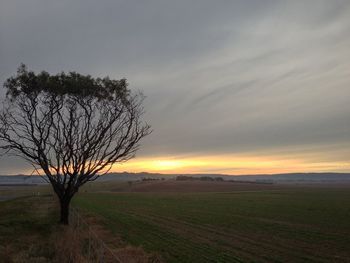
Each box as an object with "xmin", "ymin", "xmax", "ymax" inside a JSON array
[{"xmin": 1, "ymin": 171, "xmax": 350, "ymax": 177}]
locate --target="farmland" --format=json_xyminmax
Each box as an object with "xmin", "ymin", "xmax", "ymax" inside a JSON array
[
  {"xmin": 1, "ymin": 181, "xmax": 350, "ymax": 262},
  {"xmin": 73, "ymin": 181, "xmax": 350, "ymax": 262}
]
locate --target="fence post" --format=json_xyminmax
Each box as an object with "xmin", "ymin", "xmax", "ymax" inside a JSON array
[
  {"xmin": 99, "ymin": 240, "xmax": 105, "ymax": 263},
  {"xmin": 76, "ymin": 208, "xmax": 79, "ymax": 228},
  {"xmin": 87, "ymin": 227, "xmax": 91, "ymax": 262}
]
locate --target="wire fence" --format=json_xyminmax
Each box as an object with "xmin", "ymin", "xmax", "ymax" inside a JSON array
[{"xmin": 69, "ymin": 206, "xmax": 123, "ymax": 263}]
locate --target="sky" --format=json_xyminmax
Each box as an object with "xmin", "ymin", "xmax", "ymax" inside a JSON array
[{"xmin": 0, "ymin": 0, "xmax": 350, "ymax": 175}]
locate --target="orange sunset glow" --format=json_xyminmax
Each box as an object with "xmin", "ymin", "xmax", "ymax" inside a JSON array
[{"xmin": 112, "ymin": 153, "xmax": 350, "ymax": 175}]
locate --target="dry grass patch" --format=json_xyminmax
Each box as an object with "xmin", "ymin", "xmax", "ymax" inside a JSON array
[
  {"xmin": 51, "ymin": 226, "xmax": 87, "ymax": 263},
  {"xmin": 73, "ymin": 209, "xmax": 164, "ymax": 263},
  {"xmin": 116, "ymin": 246, "xmax": 163, "ymax": 263}
]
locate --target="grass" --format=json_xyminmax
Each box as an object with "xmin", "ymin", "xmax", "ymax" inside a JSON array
[
  {"xmin": 0, "ymin": 187, "xmax": 162, "ymax": 263},
  {"xmin": 0, "ymin": 184, "xmax": 51, "ymax": 200},
  {"xmin": 73, "ymin": 188, "xmax": 350, "ymax": 263},
  {"xmin": 0, "ymin": 195, "xmax": 58, "ymax": 262}
]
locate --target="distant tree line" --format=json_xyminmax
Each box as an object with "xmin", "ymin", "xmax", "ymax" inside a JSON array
[
  {"xmin": 176, "ymin": 176, "xmax": 224, "ymax": 182},
  {"xmin": 141, "ymin": 177, "xmax": 165, "ymax": 181}
]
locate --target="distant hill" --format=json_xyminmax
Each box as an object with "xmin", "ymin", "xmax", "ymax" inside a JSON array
[
  {"xmin": 0, "ymin": 175, "xmax": 47, "ymax": 185},
  {"xmin": 228, "ymin": 173, "xmax": 350, "ymax": 183},
  {"xmin": 1, "ymin": 172, "xmax": 350, "ymax": 185}
]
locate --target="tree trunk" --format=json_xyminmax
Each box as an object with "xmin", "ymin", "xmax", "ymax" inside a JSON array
[{"xmin": 60, "ymin": 198, "xmax": 70, "ymax": 225}]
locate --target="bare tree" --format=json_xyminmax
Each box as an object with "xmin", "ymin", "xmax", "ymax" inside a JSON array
[{"xmin": 0, "ymin": 65, "xmax": 151, "ymax": 224}]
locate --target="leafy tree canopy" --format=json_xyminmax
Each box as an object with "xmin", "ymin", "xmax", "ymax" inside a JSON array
[{"xmin": 5, "ymin": 64, "xmax": 129, "ymax": 101}]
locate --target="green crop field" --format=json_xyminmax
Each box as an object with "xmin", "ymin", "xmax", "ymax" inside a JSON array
[{"xmin": 73, "ymin": 188, "xmax": 350, "ymax": 263}]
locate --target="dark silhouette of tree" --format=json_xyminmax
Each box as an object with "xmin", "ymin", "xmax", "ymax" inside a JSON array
[{"xmin": 0, "ymin": 65, "xmax": 151, "ymax": 224}]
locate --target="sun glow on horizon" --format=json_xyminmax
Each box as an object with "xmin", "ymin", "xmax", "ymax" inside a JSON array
[
  {"xmin": 153, "ymin": 160, "xmax": 184, "ymax": 170},
  {"xmin": 15, "ymin": 145, "xmax": 350, "ymax": 176},
  {"xmin": 111, "ymin": 152, "xmax": 350, "ymax": 175}
]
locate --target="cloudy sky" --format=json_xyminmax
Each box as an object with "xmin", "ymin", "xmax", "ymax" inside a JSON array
[{"xmin": 1, "ymin": 0, "xmax": 350, "ymax": 174}]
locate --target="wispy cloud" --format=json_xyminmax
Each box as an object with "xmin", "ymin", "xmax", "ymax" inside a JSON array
[{"xmin": 0, "ymin": 0, "xmax": 349, "ymax": 173}]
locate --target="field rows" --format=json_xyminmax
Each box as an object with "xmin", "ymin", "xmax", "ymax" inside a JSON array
[{"xmin": 73, "ymin": 189, "xmax": 350, "ymax": 262}]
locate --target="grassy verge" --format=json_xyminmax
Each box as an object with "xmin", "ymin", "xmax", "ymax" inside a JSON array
[
  {"xmin": 0, "ymin": 193, "xmax": 162, "ymax": 263},
  {"xmin": 0, "ymin": 195, "xmax": 58, "ymax": 262}
]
